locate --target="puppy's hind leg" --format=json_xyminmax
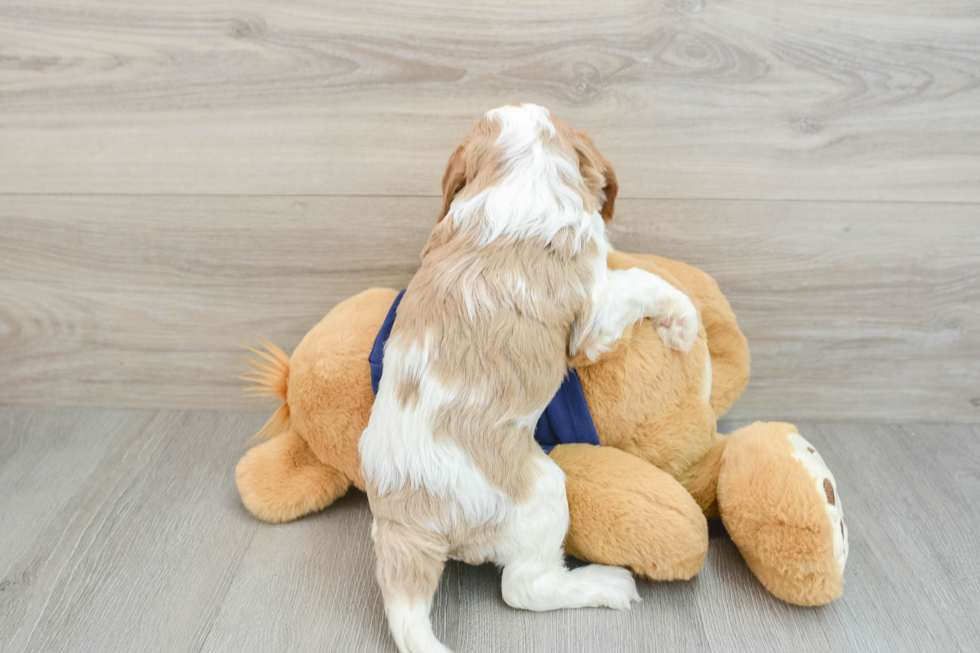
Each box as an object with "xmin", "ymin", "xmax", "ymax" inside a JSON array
[
  {"xmin": 373, "ymin": 518, "xmax": 453, "ymax": 653},
  {"xmin": 497, "ymin": 457, "xmax": 641, "ymax": 612}
]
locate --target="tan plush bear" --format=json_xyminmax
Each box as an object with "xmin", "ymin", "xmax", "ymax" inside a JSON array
[{"xmin": 236, "ymin": 251, "xmax": 848, "ymax": 607}]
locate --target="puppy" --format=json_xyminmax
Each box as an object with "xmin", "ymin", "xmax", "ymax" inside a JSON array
[{"xmin": 360, "ymin": 104, "xmax": 699, "ymax": 653}]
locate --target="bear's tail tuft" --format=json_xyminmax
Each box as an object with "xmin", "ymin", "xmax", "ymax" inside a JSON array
[{"xmin": 241, "ymin": 340, "xmax": 291, "ymax": 446}]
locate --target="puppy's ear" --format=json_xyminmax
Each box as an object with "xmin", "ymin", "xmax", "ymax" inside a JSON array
[
  {"xmin": 596, "ymin": 153, "xmax": 618, "ymax": 223},
  {"xmin": 438, "ymin": 145, "xmax": 467, "ymax": 222},
  {"xmin": 575, "ymin": 130, "xmax": 618, "ymax": 223}
]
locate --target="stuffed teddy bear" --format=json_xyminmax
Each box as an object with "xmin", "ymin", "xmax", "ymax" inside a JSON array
[{"xmin": 236, "ymin": 251, "xmax": 849, "ymax": 607}]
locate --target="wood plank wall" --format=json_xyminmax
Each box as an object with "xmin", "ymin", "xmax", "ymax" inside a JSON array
[{"xmin": 1, "ymin": 0, "xmax": 979, "ymax": 421}]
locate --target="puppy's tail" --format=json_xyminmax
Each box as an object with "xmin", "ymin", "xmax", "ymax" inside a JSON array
[{"xmin": 240, "ymin": 340, "xmax": 291, "ymax": 447}]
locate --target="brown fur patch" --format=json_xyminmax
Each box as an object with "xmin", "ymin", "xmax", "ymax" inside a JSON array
[
  {"xmin": 824, "ymin": 478, "xmax": 836, "ymax": 506},
  {"xmin": 396, "ymin": 378, "xmax": 420, "ymax": 409}
]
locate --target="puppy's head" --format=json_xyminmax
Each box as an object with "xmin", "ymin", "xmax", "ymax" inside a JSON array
[{"xmin": 437, "ymin": 104, "xmax": 618, "ymax": 223}]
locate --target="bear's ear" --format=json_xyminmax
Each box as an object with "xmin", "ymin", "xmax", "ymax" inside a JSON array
[
  {"xmin": 574, "ymin": 130, "xmax": 618, "ymax": 223},
  {"xmin": 438, "ymin": 145, "xmax": 467, "ymax": 222}
]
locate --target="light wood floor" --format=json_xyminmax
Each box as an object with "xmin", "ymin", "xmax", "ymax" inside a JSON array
[{"xmin": 1, "ymin": 407, "xmax": 978, "ymax": 653}]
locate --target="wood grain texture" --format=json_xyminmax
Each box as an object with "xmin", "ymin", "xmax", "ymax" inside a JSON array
[
  {"xmin": 1, "ymin": 0, "xmax": 979, "ymax": 200},
  {"xmin": 2, "ymin": 409, "xmax": 980, "ymax": 652},
  {"xmin": 0, "ymin": 409, "xmax": 262, "ymax": 653},
  {"xmin": 2, "ymin": 195, "xmax": 978, "ymax": 421}
]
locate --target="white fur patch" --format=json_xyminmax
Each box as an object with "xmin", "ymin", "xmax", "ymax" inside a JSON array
[{"xmin": 787, "ymin": 433, "xmax": 848, "ymax": 575}]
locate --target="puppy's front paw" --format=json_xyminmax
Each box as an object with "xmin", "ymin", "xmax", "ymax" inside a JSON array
[{"xmin": 655, "ymin": 293, "xmax": 698, "ymax": 352}]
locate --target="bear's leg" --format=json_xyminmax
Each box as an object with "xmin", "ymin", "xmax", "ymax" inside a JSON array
[
  {"xmin": 716, "ymin": 422, "xmax": 848, "ymax": 606},
  {"xmin": 550, "ymin": 443, "xmax": 708, "ymax": 581},
  {"xmin": 236, "ymin": 430, "xmax": 352, "ymax": 523}
]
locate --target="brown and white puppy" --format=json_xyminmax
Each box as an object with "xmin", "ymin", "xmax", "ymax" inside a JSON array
[{"xmin": 359, "ymin": 104, "xmax": 698, "ymax": 653}]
